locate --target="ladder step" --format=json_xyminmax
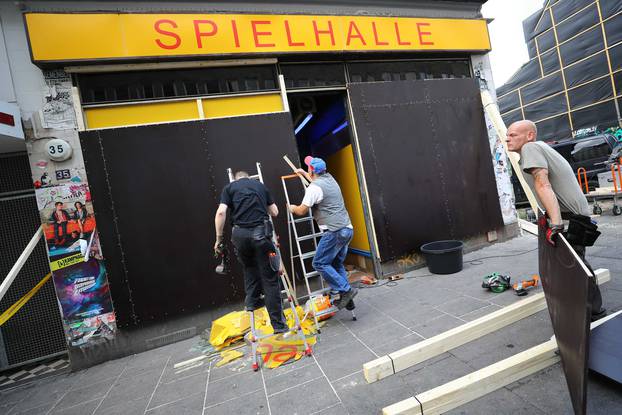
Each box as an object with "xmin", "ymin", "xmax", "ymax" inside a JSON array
[
  {"xmin": 297, "ymin": 233, "xmax": 324, "ymax": 242},
  {"xmin": 308, "ymin": 287, "xmax": 332, "ymax": 297},
  {"xmin": 315, "ymin": 306, "xmax": 339, "ymax": 317},
  {"xmin": 304, "ymin": 271, "xmax": 320, "ymax": 278},
  {"xmin": 294, "ymin": 216, "xmax": 314, "ymax": 223},
  {"xmin": 300, "ymin": 251, "xmax": 316, "ymax": 260}
]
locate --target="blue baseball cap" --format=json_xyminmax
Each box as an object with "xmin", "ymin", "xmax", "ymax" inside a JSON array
[{"xmin": 304, "ymin": 156, "xmax": 326, "ymax": 174}]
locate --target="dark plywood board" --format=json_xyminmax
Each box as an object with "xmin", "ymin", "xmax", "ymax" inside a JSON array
[
  {"xmin": 589, "ymin": 313, "xmax": 622, "ymax": 383},
  {"xmin": 80, "ymin": 113, "xmax": 299, "ymax": 327},
  {"xmin": 538, "ymin": 212, "xmax": 591, "ymax": 415},
  {"xmin": 348, "ymin": 78, "xmax": 503, "ymax": 261}
]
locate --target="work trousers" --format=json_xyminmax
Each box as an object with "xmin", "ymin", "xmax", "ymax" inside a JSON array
[
  {"xmin": 231, "ymin": 225, "xmax": 287, "ymax": 332},
  {"xmin": 570, "ymin": 243, "xmax": 604, "ymax": 316},
  {"xmin": 312, "ymin": 227, "xmax": 354, "ymax": 293}
]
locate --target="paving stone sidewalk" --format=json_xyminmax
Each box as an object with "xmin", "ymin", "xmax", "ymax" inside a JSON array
[{"xmin": 2, "ymin": 214, "xmax": 621, "ymax": 415}]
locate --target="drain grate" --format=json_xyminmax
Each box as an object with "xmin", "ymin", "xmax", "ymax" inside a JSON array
[{"xmin": 145, "ymin": 327, "xmax": 197, "ymax": 349}]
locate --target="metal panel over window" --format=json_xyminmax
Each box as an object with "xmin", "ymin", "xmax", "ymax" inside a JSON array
[
  {"xmin": 78, "ymin": 65, "xmax": 278, "ymax": 105},
  {"xmin": 347, "ymin": 60, "xmax": 471, "ymax": 83},
  {"xmin": 280, "ymin": 63, "xmax": 345, "ymax": 89}
]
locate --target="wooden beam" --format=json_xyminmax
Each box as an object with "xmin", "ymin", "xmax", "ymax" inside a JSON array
[
  {"xmin": 364, "ymin": 268, "xmax": 610, "ymax": 384},
  {"xmin": 383, "ymin": 309, "xmax": 622, "ymax": 415},
  {"xmin": 481, "ymin": 91, "xmax": 539, "ymax": 213},
  {"xmin": 518, "ymin": 219, "xmax": 538, "ymax": 236},
  {"xmin": 383, "ymin": 339, "xmax": 560, "ymax": 415}
]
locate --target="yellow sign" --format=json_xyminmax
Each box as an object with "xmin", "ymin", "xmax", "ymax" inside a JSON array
[
  {"xmin": 51, "ymin": 253, "xmax": 84, "ymax": 271},
  {"xmin": 24, "ymin": 13, "xmax": 491, "ymax": 62}
]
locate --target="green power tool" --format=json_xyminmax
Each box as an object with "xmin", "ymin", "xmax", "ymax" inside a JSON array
[{"xmin": 482, "ymin": 273, "xmax": 511, "ymax": 293}]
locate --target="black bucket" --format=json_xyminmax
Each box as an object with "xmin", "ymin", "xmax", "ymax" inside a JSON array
[{"xmin": 420, "ymin": 240, "xmax": 464, "ymax": 275}]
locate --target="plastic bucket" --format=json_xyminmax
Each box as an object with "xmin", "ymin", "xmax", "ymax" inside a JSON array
[{"xmin": 420, "ymin": 240, "xmax": 464, "ymax": 275}]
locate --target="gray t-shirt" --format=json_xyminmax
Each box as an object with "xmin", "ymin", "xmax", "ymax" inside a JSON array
[{"xmin": 519, "ymin": 141, "xmax": 590, "ymax": 216}]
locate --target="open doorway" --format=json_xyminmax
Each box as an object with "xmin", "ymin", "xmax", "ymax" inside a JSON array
[{"xmin": 286, "ymin": 91, "xmax": 375, "ymax": 276}]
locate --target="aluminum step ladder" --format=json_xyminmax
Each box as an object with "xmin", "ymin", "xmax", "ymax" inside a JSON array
[
  {"xmin": 281, "ymin": 173, "xmax": 356, "ymax": 333},
  {"xmin": 226, "ymin": 163, "xmax": 312, "ymax": 371}
]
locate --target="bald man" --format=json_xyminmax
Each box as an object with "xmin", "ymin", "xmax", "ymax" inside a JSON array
[{"xmin": 506, "ymin": 120, "xmax": 605, "ymax": 320}]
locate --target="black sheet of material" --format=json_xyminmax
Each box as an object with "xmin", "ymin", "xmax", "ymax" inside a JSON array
[
  {"xmin": 568, "ymin": 77, "xmax": 614, "ymax": 109},
  {"xmin": 604, "ymin": 12, "xmax": 622, "ymax": 46},
  {"xmin": 523, "ymin": 93, "xmax": 567, "ymax": 121},
  {"xmin": 571, "ymin": 100, "xmax": 619, "ymax": 130},
  {"xmin": 564, "ymin": 52, "xmax": 609, "ymax": 87},
  {"xmin": 537, "ymin": 30, "xmax": 557, "ymax": 53},
  {"xmin": 602, "ymin": 1, "xmax": 622, "ymax": 18},
  {"xmin": 538, "ymin": 211, "xmax": 591, "ymax": 415},
  {"xmin": 615, "ymin": 71, "xmax": 622, "ymax": 96},
  {"xmin": 501, "ymin": 108, "xmax": 524, "ymax": 126},
  {"xmin": 536, "ymin": 114, "xmax": 573, "ymax": 141},
  {"xmin": 498, "ymin": 91, "xmax": 520, "ymax": 114},
  {"xmin": 527, "ymin": 39, "xmax": 538, "ymax": 60},
  {"xmin": 80, "ymin": 114, "xmax": 299, "ymax": 327},
  {"xmin": 541, "ymin": 48, "xmax": 561, "ymax": 76},
  {"xmin": 556, "ymin": 4, "xmax": 599, "ymax": 44},
  {"xmin": 348, "ymin": 78, "xmax": 503, "ymax": 262},
  {"xmin": 589, "ymin": 313, "xmax": 622, "ymax": 383},
  {"xmin": 521, "ymin": 73, "xmax": 564, "ymax": 104},
  {"xmin": 553, "ymin": 0, "xmax": 593, "ymax": 23},
  {"xmin": 497, "ymin": 59, "xmax": 541, "ymax": 96},
  {"xmin": 560, "ymin": 27, "xmax": 604, "ymax": 66},
  {"xmin": 610, "ymin": 43, "xmax": 622, "ymax": 71},
  {"xmin": 523, "ymin": 9, "xmax": 542, "ymax": 41}
]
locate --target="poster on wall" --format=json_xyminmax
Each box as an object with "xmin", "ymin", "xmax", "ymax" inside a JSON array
[
  {"xmin": 35, "ymin": 182, "xmax": 116, "ymax": 346},
  {"xmin": 41, "ymin": 70, "xmax": 76, "ymax": 130}
]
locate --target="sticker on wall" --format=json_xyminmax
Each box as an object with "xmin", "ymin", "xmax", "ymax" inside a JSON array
[
  {"xmin": 66, "ymin": 312, "xmax": 116, "ymax": 347},
  {"xmin": 41, "ymin": 70, "xmax": 76, "ymax": 130}
]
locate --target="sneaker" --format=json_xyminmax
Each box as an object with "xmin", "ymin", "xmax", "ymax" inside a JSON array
[{"xmin": 335, "ymin": 288, "xmax": 358, "ymax": 310}]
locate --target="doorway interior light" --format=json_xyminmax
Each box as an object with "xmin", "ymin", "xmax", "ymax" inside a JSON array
[
  {"xmin": 295, "ymin": 113, "xmax": 313, "ymax": 135},
  {"xmin": 332, "ymin": 121, "xmax": 348, "ymax": 135}
]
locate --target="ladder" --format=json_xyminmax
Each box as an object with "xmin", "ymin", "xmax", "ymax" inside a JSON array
[
  {"xmin": 226, "ymin": 163, "xmax": 312, "ymax": 371},
  {"xmin": 281, "ymin": 173, "xmax": 356, "ymax": 333}
]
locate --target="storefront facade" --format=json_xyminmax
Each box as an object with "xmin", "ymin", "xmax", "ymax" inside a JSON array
[{"xmin": 1, "ymin": 0, "xmax": 518, "ymax": 369}]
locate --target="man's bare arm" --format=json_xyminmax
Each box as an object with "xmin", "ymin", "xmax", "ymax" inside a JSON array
[
  {"xmin": 530, "ymin": 168, "xmax": 562, "ymax": 224},
  {"xmin": 268, "ymin": 203, "xmax": 279, "ymax": 217},
  {"xmin": 214, "ymin": 203, "xmax": 228, "ymax": 238},
  {"xmin": 290, "ymin": 204, "xmax": 310, "ymax": 217}
]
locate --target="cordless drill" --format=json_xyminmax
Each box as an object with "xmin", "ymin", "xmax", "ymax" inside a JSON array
[{"xmin": 215, "ymin": 242, "xmax": 230, "ymax": 275}]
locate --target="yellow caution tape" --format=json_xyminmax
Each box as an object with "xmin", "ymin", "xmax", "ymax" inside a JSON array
[{"xmin": 0, "ymin": 273, "xmax": 52, "ymax": 326}]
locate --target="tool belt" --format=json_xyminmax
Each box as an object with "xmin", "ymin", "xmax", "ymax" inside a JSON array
[{"xmin": 563, "ymin": 213, "xmax": 600, "ymax": 247}]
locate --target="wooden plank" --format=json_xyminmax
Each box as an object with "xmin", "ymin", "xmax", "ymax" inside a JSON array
[
  {"xmin": 364, "ymin": 268, "xmax": 610, "ymax": 384},
  {"xmin": 383, "ymin": 311, "xmax": 622, "ymax": 415},
  {"xmin": 383, "ymin": 340, "xmax": 559, "ymax": 415},
  {"xmin": 481, "ymin": 91, "xmax": 539, "ymax": 213},
  {"xmin": 518, "ymin": 219, "xmax": 538, "ymax": 236}
]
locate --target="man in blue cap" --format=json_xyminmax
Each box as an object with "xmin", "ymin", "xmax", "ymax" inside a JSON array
[{"xmin": 289, "ymin": 156, "xmax": 358, "ymax": 310}]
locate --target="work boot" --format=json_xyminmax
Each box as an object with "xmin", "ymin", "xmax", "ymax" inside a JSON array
[
  {"xmin": 345, "ymin": 299, "xmax": 355, "ymax": 311},
  {"xmin": 335, "ymin": 288, "xmax": 358, "ymax": 310},
  {"xmin": 591, "ymin": 308, "xmax": 607, "ymax": 322}
]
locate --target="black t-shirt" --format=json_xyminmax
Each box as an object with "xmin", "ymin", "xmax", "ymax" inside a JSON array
[{"xmin": 220, "ymin": 178, "xmax": 274, "ymax": 228}]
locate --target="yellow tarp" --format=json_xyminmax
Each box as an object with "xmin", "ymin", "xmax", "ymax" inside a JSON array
[{"xmin": 216, "ymin": 349, "xmax": 244, "ymax": 367}]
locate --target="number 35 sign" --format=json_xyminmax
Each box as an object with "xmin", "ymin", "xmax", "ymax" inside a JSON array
[{"xmin": 46, "ymin": 138, "xmax": 73, "ymax": 162}]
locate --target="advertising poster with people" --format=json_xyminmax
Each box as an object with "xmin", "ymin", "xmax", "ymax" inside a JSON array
[{"xmin": 35, "ymin": 183, "xmax": 116, "ymax": 347}]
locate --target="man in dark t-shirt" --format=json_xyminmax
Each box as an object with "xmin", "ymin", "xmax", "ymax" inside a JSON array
[{"xmin": 214, "ymin": 171, "xmax": 287, "ymax": 333}]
